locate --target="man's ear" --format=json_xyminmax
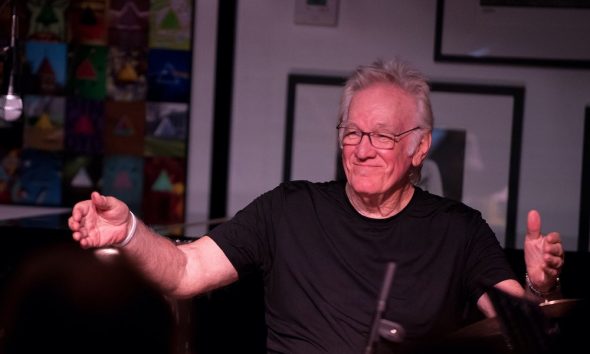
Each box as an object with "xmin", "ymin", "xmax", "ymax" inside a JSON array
[{"xmin": 412, "ymin": 132, "xmax": 431, "ymax": 167}]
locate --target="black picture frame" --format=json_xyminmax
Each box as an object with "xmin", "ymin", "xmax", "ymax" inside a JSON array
[
  {"xmin": 428, "ymin": 82, "xmax": 525, "ymax": 248},
  {"xmin": 434, "ymin": 0, "xmax": 590, "ymax": 69},
  {"xmin": 283, "ymin": 74, "xmax": 524, "ymax": 248},
  {"xmin": 282, "ymin": 74, "xmax": 346, "ymax": 183},
  {"xmin": 578, "ymin": 106, "xmax": 590, "ymax": 252}
]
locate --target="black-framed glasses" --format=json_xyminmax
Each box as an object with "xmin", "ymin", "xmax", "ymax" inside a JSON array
[{"xmin": 337, "ymin": 124, "xmax": 421, "ymax": 150}]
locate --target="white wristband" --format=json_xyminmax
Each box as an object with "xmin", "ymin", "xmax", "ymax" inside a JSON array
[{"xmin": 115, "ymin": 211, "xmax": 137, "ymax": 248}]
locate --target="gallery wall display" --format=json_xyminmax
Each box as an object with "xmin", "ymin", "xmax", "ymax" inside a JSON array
[
  {"xmin": 0, "ymin": 0, "xmax": 194, "ymax": 225},
  {"xmin": 434, "ymin": 0, "xmax": 590, "ymax": 69},
  {"xmin": 283, "ymin": 74, "xmax": 525, "ymax": 248}
]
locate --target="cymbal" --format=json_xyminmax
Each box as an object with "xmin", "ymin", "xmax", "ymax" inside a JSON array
[
  {"xmin": 450, "ymin": 317, "xmax": 502, "ymax": 339},
  {"xmin": 450, "ymin": 298, "xmax": 585, "ymax": 339},
  {"xmin": 538, "ymin": 298, "xmax": 585, "ymax": 319}
]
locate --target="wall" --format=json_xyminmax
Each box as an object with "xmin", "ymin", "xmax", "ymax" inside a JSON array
[
  {"xmin": 3, "ymin": 1, "xmax": 588, "ymax": 250},
  {"xmin": 218, "ymin": 0, "xmax": 589, "ymax": 250}
]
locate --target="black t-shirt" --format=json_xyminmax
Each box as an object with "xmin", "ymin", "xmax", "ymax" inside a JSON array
[{"xmin": 209, "ymin": 180, "xmax": 516, "ymax": 353}]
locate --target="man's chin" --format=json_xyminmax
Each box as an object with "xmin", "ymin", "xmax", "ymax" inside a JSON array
[{"xmin": 348, "ymin": 182, "xmax": 381, "ymax": 196}]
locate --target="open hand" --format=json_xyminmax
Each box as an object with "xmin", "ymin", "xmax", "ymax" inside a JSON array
[
  {"xmin": 68, "ymin": 192, "xmax": 131, "ymax": 248},
  {"xmin": 524, "ymin": 210, "xmax": 564, "ymax": 293}
]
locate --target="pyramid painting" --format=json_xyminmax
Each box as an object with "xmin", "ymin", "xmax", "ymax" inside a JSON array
[
  {"xmin": 149, "ymin": 0, "xmax": 192, "ymax": 50},
  {"xmin": 147, "ymin": 49, "xmax": 190, "ymax": 102},
  {"xmin": 107, "ymin": 47, "xmax": 148, "ymax": 101},
  {"xmin": 13, "ymin": 149, "xmax": 62, "ymax": 206},
  {"xmin": 27, "ymin": 0, "xmax": 69, "ymax": 41},
  {"xmin": 145, "ymin": 102, "xmax": 187, "ymax": 157},
  {"xmin": 65, "ymin": 98, "xmax": 104, "ymax": 154},
  {"xmin": 102, "ymin": 155, "xmax": 144, "ymax": 213},
  {"xmin": 62, "ymin": 154, "xmax": 102, "ymax": 206},
  {"xmin": 22, "ymin": 95, "xmax": 65, "ymax": 151},
  {"xmin": 25, "ymin": 42, "xmax": 67, "ymax": 95},
  {"xmin": 108, "ymin": 0, "xmax": 149, "ymax": 47},
  {"xmin": 104, "ymin": 101, "xmax": 145, "ymax": 155},
  {"xmin": 69, "ymin": 0, "xmax": 107, "ymax": 44},
  {"xmin": 70, "ymin": 45, "xmax": 107, "ymax": 99},
  {"xmin": 142, "ymin": 156, "xmax": 185, "ymax": 224}
]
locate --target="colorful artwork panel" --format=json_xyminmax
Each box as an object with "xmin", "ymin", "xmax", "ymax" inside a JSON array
[
  {"xmin": 102, "ymin": 154, "xmax": 144, "ymax": 213},
  {"xmin": 65, "ymin": 97, "xmax": 104, "ymax": 154},
  {"xmin": 1, "ymin": 0, "xmax": 193, "ymax": 224},
  {"xmin": 24, "ymin": 41, "xmax": 67, "ymax": 95},
  {"xmin": 23, "ymin": 95, "xmax": 65, "ymax": 151},
  {"xmin": 68, "ymin": 0, "xmax": 108, "ymax": 45},
  {"xmin": 12, "ymin": 148, "xmax": 62, "ymax": 206},
  {"xmin": 142, "ymin": 156, "xmax": 185, "ymax": 224},
  {"xmin": 106, "ymin": 46, "xmax": 148, "ymax": 101},
  {"xmin": 26, "ymin": 0, "xmax": 70, "ymax": 42},
  {"xmin": 69, "ymin": 44, "xmax": 108, "ymax": 99},
  {"xmin": 108, "ymin": 0, "xmax": 149, "ymax": 48},
  {"xmin": 104, "ymin": 100, "xmax": 145, "ymax": 155},
  {"xmin": 145, "ymin": 101, "xmax": 187, "ymax": 157},
  {"xmin": 62, "ymin": 153, "xmax": 102, "ymax": 205},
  {"xmin": 146, "ymin": 48, "xmax": 191, "ymax": 103},
  {"xmin": 149, "ymin": 0, "xmax": 192, "ymax": 50}
]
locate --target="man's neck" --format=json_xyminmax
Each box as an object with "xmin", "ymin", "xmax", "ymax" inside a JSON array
[{"xmin": 345, "ymin": 183, "xmax": 415, "ymax": 219}]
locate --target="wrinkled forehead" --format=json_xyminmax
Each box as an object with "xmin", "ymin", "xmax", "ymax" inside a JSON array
[{"xmin": 346, "ymin": 84, "xmax": 418, "ymax": 130}]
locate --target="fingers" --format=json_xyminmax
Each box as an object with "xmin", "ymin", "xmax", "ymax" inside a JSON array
[
  {"xmin": 526, "ymin": 209, "xmax": 542, "ymax": 241},
  {"xmin": 541, "ymin": 231, "xmax": 564, "ymax": 279},
  {"xmin": 544, "ymin": 232, "xmax": 563, "ymax": 255},
  {"xmin": 543, "ymin": 266, "xmax": 561, "ymax": 279}
]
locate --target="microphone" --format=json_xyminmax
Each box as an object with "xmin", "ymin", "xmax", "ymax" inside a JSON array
[
  {"xmin": 0, "ymin": 0, "xmax": 22, "ymax": 122},
  {"xmin": 0, "ymin": 94, "xmax": 23, "ymax": 122}
]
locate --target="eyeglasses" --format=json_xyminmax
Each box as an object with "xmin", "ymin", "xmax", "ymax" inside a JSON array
[{"xmin": 337, "ymin": 124, "xmax": 421, "ymax": 150}]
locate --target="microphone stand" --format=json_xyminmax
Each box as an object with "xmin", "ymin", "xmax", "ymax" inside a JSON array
[
  {"xmin": 0, "ymin": 0, "xmax": 22, "ymax": 122},
  {"xmin": 364, "ymin": 262, "xmax": 405, "ymax": 354}
]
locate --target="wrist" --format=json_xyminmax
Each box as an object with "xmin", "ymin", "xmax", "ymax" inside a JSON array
[
  {"xmin": 114, "ymin": 211, "xmax": 137, "ymax": 248},
  {"xmin": 525, "ymin": 272, "xmax": 561, "ymax": 302}
]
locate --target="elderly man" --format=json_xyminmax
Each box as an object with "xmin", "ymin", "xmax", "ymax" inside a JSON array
[{"xmin": 69, "ymin": 59, "xmax": 563, "ymax": 353}]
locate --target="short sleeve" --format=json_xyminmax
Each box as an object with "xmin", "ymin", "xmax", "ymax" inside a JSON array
[
  {"xmin": 463, "ymin": 212, "xmax": 517, "ymax": 302},
  {"xmin": 208, "ymin": 188, "xmax": 278, "ymax": 278}
]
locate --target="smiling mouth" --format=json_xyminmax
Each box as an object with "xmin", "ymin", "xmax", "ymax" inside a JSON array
[{"xmin": 353, "ymin": 163, "xmax": 381, "ymax": 168}]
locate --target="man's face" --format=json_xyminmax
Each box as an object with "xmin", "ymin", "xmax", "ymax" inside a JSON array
[{"xmin": 342, "ymin": 83, "xmax": 420, "ymax": 197}]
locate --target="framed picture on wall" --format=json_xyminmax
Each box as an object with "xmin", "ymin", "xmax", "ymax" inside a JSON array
[
  {"xmin": 282, "ymin": 74, "xmax": 346, "ymax": 183},
  {"xmin": 282, "ymin": 74, "xmax": 525, "ymax": 248},
  {"xmin": 428, "ymin": 82, "xmax": 524, "ymax": 248},
  {"xmin": 434, "ymin": 0, "xmax": 590, "ymax": 69}
]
